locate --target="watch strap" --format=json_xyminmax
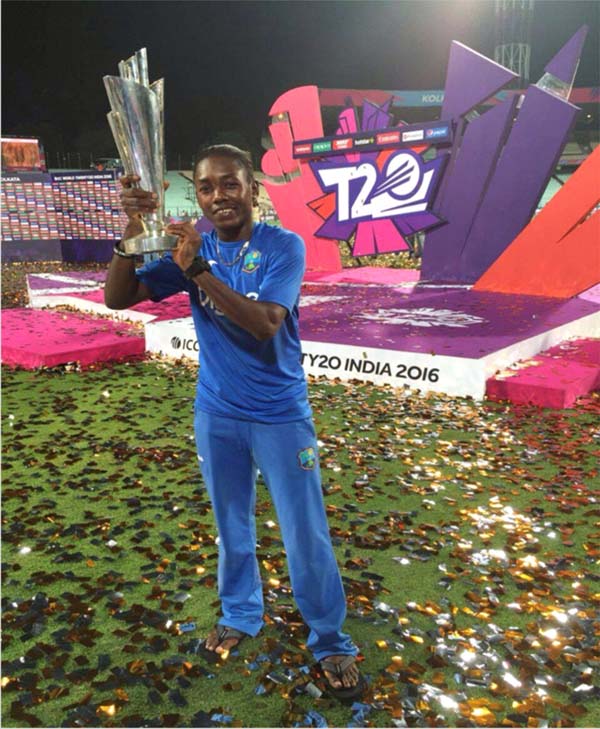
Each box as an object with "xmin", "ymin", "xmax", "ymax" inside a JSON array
[{"xmin": 184, "ymin": 256, "xmax": 212, "ymax": 279}]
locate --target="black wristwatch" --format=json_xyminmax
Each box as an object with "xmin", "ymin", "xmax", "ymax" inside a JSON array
[{"xmin": 184, "ymin": 256, "xmax": 212, "ymax": 279}]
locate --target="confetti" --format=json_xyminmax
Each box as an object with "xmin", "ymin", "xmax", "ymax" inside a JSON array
[{"xmin": 2, "ymin": 262, "xmax": 599, "ymax": 727}]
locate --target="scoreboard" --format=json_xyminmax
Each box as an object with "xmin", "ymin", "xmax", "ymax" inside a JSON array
[
  {"xmin": 1, "ymin": 170, "xmax": 126, "ymax": 242},
  {"xmin": 50, "ymin": 171, "xmax": 126, "ymax": 241},
  {"xmin": 2, "ymin": 172, "xmax": 55, "ymax": 242}
]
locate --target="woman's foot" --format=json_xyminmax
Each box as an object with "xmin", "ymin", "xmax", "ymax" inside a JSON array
[
  {"xmin": 200, "ymin": 624, "xmax": 247, "ymax": 662},
  {"xmin": 319, "ymin": 655, "xmax": 366, "ymax": 701}
]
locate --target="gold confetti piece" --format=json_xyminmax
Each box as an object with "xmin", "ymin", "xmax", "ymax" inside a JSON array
[
  {"xmin": 223, "ymin": 682, "xmax": 243, "ymax": 691},
  {"xmin": 97, "ymin": 704, "xmax": 117, "ymax": 717}
]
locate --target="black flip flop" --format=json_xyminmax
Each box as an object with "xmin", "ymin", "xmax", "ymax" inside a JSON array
[
  {"xmin": 197, "ymin": 624, "xmax": 247, "ymax": 664},
  {"xmin": 319, "ymin": 655, "xmax": 367, "ymax": 703}
]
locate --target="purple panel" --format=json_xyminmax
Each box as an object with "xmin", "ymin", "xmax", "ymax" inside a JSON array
[
  {"xmin": 459, "ymin": 86, "xmax": 579, "ymax": 282},
  {"xmin": 361, "ymin": 99, "xmax": 393, "ymax": 131},
  {"xmin": 432, "ymin": 42, "xmax": 516, "ymax": 220},
  {"xmin": 299, "ymin": 282, "xmax": 600, "ymax": 358},
  {"xmin": 61, "ymin": 240, "xmax": 114, "ymax": 263},
  {"xmin": 27, "ymin": 275, "xmax": 97, "ymax": 291},
  {"xmin": 315, "ymin": 215, "xmax": 357, "ymax": 241},
  {"xmin": 429, "ymin": 146, "xmax": 456, "ymax": 214},
  {"xmin": 2, "ymin": 239, "xmax": 63, "ymax": 263},
  {"xmin": 421, "ymin": 97, "xmax": 519, "ymax": 281},
  {"xmin": 441, "ymin": 42, "xmax": 517, "ymax": 120},
  {"xmin": 392, "ymin": 211, "xmax": 443, "ymax": 237},
  {"xmin": 545, "ymin": 26, "xmax": 588, "ymax": 84}
]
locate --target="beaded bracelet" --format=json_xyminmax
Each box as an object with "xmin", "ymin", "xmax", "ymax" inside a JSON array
[{"xmin": 113, "ymin": 244, "xmax": 136, "ymax": 259}]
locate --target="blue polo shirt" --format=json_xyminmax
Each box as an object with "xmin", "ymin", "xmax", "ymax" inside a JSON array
[{"xmin": 136, "ymin": 222, "xmax": 311, "ymax": 423}]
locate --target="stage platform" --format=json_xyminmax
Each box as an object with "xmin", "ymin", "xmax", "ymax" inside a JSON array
[
  {"xmin": 21, "ymin": 268, "xmax": 600, "ymax": 401},
  {"xmin": 487, "ymin": 338, "xmax": 600, "ymax": 408},
  {"xmin": 26, "ymin": 271, "xmax": 191, "ymax": 323},
  {"xmin": 1, "ymin": 308, "xmax": 144, "ymax": 369}
]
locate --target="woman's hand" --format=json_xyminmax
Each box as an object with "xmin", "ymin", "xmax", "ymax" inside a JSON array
[
  {"xmin": 166, "ymin": 221, "xmax": 202, "ymax": 272},
  {"xmin": 119, "ymin": 174, "xmax": 157, "ymax": 238},
  {"xmin": 119, "ymin": 176, "xmax": 170, "ymax": 239}
]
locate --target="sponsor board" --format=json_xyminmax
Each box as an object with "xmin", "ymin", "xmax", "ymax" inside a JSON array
[
  {"xmin": 112, "ymin": 307, "xmax": 600, "ymax": 402},
  {"xmin": 312, "ymin": 141, "xmax": 332, "ymax": 153},
  {"xmin": 292, "ymin": 122, "xmax": 452, "ymax": 159},
  {"xmin": 376, "ymin": 131, "xmax": 401, "ymax": 145},
  {"xmin": 300, "ymin": 340, "xmax": 486, "ymax": 398},
  {"xmin": 145, "ymin": 317, "xmax": 199, "ymax": 361},
  {"xmin": 425, "ymin": 126, "xmax": 450, "ymax": 139},
  {"xmin": 420, "ymin": 93, "xmax": 444, "ymax": 104},
  {"xmin": 293, "ymin": 143, "xmax": 312, "ymax": 155},
  {"xmin": 401, "ymin": 129, "xmax": 425, "ymax": 142},
  {"xmin": 144, "ymin": 316, "xmax": 486, "ymax": 397},
  {"xmin": 332, "ymin": 138, "xmax": 353, "ymax": 151}
]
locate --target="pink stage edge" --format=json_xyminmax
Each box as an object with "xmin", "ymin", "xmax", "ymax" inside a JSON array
[
  {"xmin": 1, "ymin": 308, "xmax": 145, "ymax": 369},
  {"xmin": 75, "ymin": 289, "xmax": 192, "ymax": 322},
  {"xmin": 304, "ymin": 266, "xmax": 421, "ymax": 285},
  {"xmin": 486, "ymin": 339, "xmax": 600, "ymax": 408}
]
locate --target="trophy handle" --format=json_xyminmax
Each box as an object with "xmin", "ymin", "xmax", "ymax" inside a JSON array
[
  {"xmin": 150, "ymin": 78, "xmax": 166, "ymax": 213},
  {"xmin": 135, "ymin": 48, "xmax": 149, "ymax": 87}
]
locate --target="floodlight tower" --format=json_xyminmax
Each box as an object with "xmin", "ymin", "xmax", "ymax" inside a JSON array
[{"xmin": 494, "ymin": 0, "xmax": 535, "ymax": 85}]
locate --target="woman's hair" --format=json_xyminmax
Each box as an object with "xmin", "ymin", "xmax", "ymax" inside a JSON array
[{"xmin": 194, "ymin": 144, "xmax": 254, "ymax": 182}]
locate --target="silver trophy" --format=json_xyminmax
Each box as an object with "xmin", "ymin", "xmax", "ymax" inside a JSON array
[{"xmin": 104, "ymin": 48, "xmax": 178, "ymax": 254}]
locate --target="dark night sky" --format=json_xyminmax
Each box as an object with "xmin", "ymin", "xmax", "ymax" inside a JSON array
[{"xmin": 2, "ymin": 0, "xmax": 598, "ymax": 164}]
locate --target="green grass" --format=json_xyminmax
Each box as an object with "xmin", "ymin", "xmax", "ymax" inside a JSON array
[{"xmin": 2, "ymin": 359, "xmax": 599, "ymax": 728}]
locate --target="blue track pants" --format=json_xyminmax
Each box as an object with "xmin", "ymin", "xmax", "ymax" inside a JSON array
[{"xmin": 194, "ymin": 410, "xmax": 357, "ymax": 661}]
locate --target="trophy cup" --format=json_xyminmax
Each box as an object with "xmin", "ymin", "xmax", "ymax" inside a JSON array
[{"xmin": 103, "ymin": 48, "xmax": 178, "ymax": 254}]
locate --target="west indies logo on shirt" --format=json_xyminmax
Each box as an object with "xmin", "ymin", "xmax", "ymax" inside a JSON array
[{"xmin": 242, "ymin": 249, "xmax": 261, "ymax": 273}]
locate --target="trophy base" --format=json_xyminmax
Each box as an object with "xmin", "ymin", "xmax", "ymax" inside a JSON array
[{"xmin": 122, "ymin": 232, "xmax": 179, "ymax": 255}]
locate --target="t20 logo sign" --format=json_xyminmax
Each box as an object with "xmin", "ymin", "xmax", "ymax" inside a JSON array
[{"xmin": 312, "ymin": 150, "xmax": 442, "ymax": 224}]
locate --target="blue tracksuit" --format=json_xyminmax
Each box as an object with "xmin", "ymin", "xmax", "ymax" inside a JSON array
[{"xmin": 136, "ymin": 222, "xmax": 356, "ymax": 659}]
